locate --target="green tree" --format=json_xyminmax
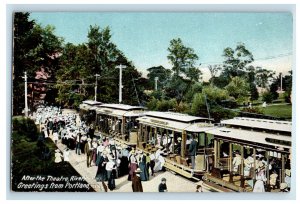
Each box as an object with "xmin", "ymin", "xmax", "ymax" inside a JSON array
[
  {"xmin": 190, "ymin": 86, "xmax": 234, "ymax": 122},
  {"xmin": 283, "ymin": 71, "xmax": 293, "ymax": 103},
  {"xmin": 164, "ymin": 75, "xmax": 190, "ymax": 104},
  {"xmin": 167, "ymin": 38, "xmax": 201, "ymax": 81},
  {"xmin": 225, "ymin": 76, "xmax": 250, "ymax": 103},
  {"xmin": 56, "ymin": 43, "xmax": 91, "ymax": 108},
  {"xmin": 146, "ymin": 65, "xmax": 171, "ymax": 90},
  {"xmin": 56, "ymin": 25, "xmax": 147, "ymax": 107},
  {"xmin": 246, "ymin": 65, "xmax": 256, "ymax": 83},
  {"xmin": 184, "ymin": 82, "xmax": 203, "ymax": 102},
  {"xmin": 207, "ymin": 65, "xmax": 221, "ymax": 85},
  {"xmin": 13, "ymin": 12, "xmax": 36, "ymax": 115},
  {"xmin": 262, "ymin": 92, "xmax": 274, "ymax": 103},
  {"xmin": 249, "ymin": 82, "xmax": 259, "ymax": 101},
  {"xmin": 269, "ymin": 80, "xmax": 279, "ymax": 101},
  {"xmin": 255, "ymin": 67, "xmax": 275, "ymax": 88},
  {"xmin": 222, "ymin": 43, "xmax": 254, "ymax": 78},
  {"xmin": 13, "ymin": 12, "xmax": 63, "ymax": 115}
]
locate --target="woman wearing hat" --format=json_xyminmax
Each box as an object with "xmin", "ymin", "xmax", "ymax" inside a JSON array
[
  {"xmin": 253, "ymin": 162, "xmax": 267, "ymax": 192},
  {"xmin": 106, "ymin": 155, "xmax": 116, "ymax": 191},
  {"xmin": 119, "ymin": 144, "xmax": 129, "ymax": 177},
  {"xmin": 138, "ymin": 150, "xmax": 149, "ymax": 181},
  {"xmin": 285, "ymin": 169, "xmax": 291, "ymax": 190},
  {"xmin": 128, "ymin": 150, "xmax": 138, "ymax": 181},
  {"xmin": 174, "ymin": 137, "xmax": 182, "ymax": 155},
  {"xmin": 95, "ymin": 150, "xmax": 108, "ymax": 183},
  {"xmin": 132, "ymin": 168, "xmax": 143, "ymax": 192},
  {"xmin": 244, "ymin": 155, "xmax": 254, "ymax": 177},
  {"xmin": 270, "ymin": 170, "xmax": 278, "ymax": 189},
  {"xmin": 63, "ymin": 148, "xmax": 70, "ymax": 163},
  {"xmin": 232, "ymin": 150, "xmax": 242, "ymax": 173},
  {"xmin": 54, "ymin": 149, "xmax": 63, "ymax": 163}
]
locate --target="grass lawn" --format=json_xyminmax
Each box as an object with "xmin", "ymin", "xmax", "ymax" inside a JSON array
[{"xmin": 262, "ymin": 104, "xmax": 292, "ymax": 119}]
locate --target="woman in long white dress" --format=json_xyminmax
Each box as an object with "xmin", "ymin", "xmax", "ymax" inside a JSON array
[
  {"xmin": 63, "ymin": 148, "xmax": 70, "ymax": 162},
  {"xmin": 54, "ymin": 149, "xmax": 63, "ymax": 163},
  {"xmin": 253, "ymin": 162, "xmax": 267, "ymax": 192}
]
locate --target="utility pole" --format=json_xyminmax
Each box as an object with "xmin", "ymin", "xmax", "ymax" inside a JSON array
[
  {"xmin": 22, "ymin": 72, "xmax": 28, "ymax": 117},
  {"xmin": 154, "ymin": 77, "xmax": 159, "ymax": 91},
  {"xmin": 204, "ymin": 94, "xmax": 211, "ymax": 120},
  {"xmin": 94, "ymin": 74, "xmax": 100, "ymax": 101},
  {"xmin": 116, "ymin": 65, "xmax": 126, "ymax": 104}
]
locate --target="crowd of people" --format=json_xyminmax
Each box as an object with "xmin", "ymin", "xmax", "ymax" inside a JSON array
[
  {"xmin": 34, "ymin": 106, "xmax": 173, "ymax": 192},
  {"xmin": 220, "ymin": 146, "xmax": 291, "ymax": 192}
]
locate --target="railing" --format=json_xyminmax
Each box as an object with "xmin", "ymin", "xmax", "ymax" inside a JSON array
[
  {"xmin": 217, "ymin": 157, "xmax": 230, "ymax": 170},
  {"xmin": 203, "ymin": 173, "xmax": 247, "ymax": 192}
]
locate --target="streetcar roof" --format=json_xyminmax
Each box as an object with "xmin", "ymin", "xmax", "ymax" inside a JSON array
[
  {"xmin": 96, "ymin": 104, "xmax": 145, "ymax": 117},
  {"xmin": 205, "ymin": 127, "xmax": 291, "ymax": 150},
  {"xmin": 79, "ymin": 103, "xmax": 91, "ymax": 111},
  {"xmin": 221, "ymin": 117, "xmax": 292, "ymax": 133},
  {"xmin": 99, "ymin": 103, "xmax": 145, "ymax": 111},
  {"xmin": 82, "ymin": 100, "xmax": 102, "ymax": 105},
  {"xmin": 137, "ymin": 113, "xmax": 213, "ymax": 132},
  {"xmin": 144, "ymin": 111, "xmax": 211, "ymax": 123},
  {"xmin": 89, "ymin": 106, "xmax": 101, "ymax": 110}
]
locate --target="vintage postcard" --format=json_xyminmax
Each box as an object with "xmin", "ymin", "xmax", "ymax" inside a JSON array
[{"xmin": 11, "ymin": 12, "xmax": 293, "ymax": 193}]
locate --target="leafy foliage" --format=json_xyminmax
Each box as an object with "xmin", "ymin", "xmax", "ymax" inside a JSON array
[
  {"xmin": 12, "ymin": 117, "xmax": 38, "ymax": 142},
  {"xmin": 146, "ymin": 66, "xmax": 171, "ymax": 90},
  {"xmin": 225, "ymin": 76, "xmax": 250, "ymax": 103},
  {"xmin": 222, "ymin": 42, "xmax": 254, "ymax": 78},
  {"xmin": 241, "ymin": 107, "xmax": 263, "ymax": 114},
  {"xmin": 13, "ymin": 12, "xmax": 63, "ymax": 114},
  {"xmin": 167, "ymin": 38, "xmax": 201, "ymax": 81},
  {"xmin": 255, "ymin": 67, "xmax": 275, "ymax": 88},
  {"xmin": 56, "ymin": 25, "xmax": 147, "ymax": 107},
  {"xmin": 262, "ymin": 92, "xmax": 274, "ymax": 103},
  {"xmin": 249, "ymin": 82, "xmax": 259, "ymax": 101}
]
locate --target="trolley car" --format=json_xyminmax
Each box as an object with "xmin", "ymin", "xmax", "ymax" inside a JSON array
[
  {"xmin": 95, "ymin": 104, "xmax": 145, "ymax": 144},
  {"xmin": 203, "ymin": 117, "xmax": 292, "ymax": 192},
  {"xmin": 79, "ymin": 100, "xmax": 103, "ymax": 125},
  {"xmin": 79, "ymin": 101, "xmax": 292, "ymax": 190},
  {"xmin": 135, "ymin": 111, "xmax": 215, "ymax": 178}
]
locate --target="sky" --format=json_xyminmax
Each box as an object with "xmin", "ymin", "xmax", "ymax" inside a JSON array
[{"xmin": 29, "ymin": 12, "xmax": 293, "ymax": 81}]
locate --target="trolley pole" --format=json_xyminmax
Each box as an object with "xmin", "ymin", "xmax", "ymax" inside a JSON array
[
  {"xmin": 22, "ymin": 72, "xmax": 28, "ymax": 117},
  {"xmin": 154, "ymin": 77, "xmax": 159, "ymax": 91},
  {"xmin": 116, "ymin": 65, "xmax": 126, "ymax": 104},
  {"xmin": 94, "ymin": 74, "xmax": 100, "ymax": 101}
]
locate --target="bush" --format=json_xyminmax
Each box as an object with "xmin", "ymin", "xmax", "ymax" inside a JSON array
[
  {"xmin": 284, "ymin": 92, "xmax": 291, "ymax": 103},
  {"xmin": 156, "ymin": 99, "xmax": 177, "ymax": 111},
  {"xmin": 146, "ymin": 97, "xmax": 159, "ymax": 110},
  {"xmin": 262, "ymin": 92, "xmax": 274, "ymax": 103},
  {"xmin": 174, "ymin": 101, "xmax": 190, "ymax": 113},
  {"xmin": 241, "ymin": 107, "xmax": 263, "ymax": 114},
  {"xmin": 12, "ymin": 117, "xmax": 38, "ymax": 141},
  {"xmin": 210, "ymin": 106, "xmax": 237, "ymax": 123}
]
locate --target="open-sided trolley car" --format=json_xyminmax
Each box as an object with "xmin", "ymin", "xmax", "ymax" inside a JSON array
[{"xmin": 203, "ymin": 117, "xmax": 292, "ymax": 192}]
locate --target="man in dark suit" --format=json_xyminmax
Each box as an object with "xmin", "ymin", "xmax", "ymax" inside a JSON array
[
  {"xmin": 84, "ymin": 138, "xmax": 92, "ymax": 167},
  {"xmin": 188, "ymin": 135, "xmax": 198, "ymax": 175}
]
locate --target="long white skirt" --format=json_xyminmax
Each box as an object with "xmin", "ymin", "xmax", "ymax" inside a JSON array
[
  {"xmin": 253, "ymin": 180, "xmax": 265, "ymax": 192},
  {"xmin": 44, "ymin": 130, "xmax": 49, "ymax": 138}
]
